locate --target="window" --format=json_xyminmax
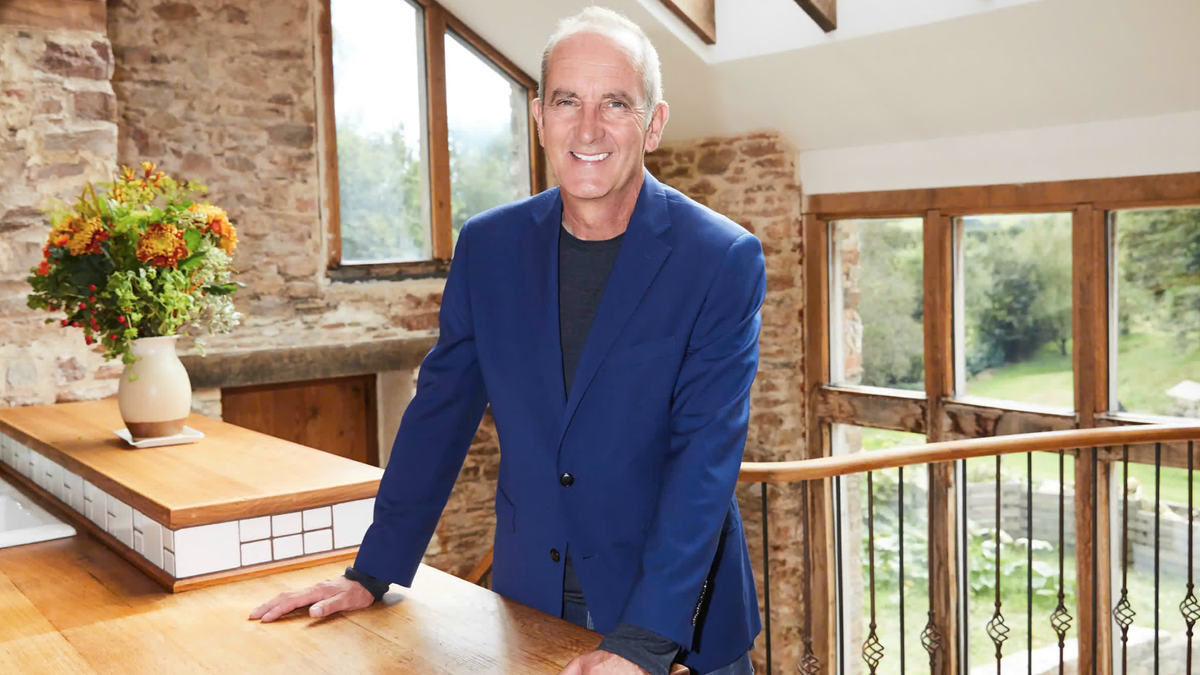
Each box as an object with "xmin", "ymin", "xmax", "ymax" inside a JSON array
[
  {"xmin": 958, "ymin": 213, "xmax": 1074, "ymax": 409},
  {"xmin": 1112, "ymin": 207, "xmax": 1200, "ymax": 418},
  {"xmin": 320, "ymin": 0, "xmax": 542, "ymax": 276},
  {"xmin": 329, "ymin": 0, "xmax": 430, "ymax": 264},
  {"xmin": 445, "ymin": 32, "xmax": 532, "ymax": 247},
  {"xmin": 830, "ymin": 218, "xmax": 925, "ymax": 391}
]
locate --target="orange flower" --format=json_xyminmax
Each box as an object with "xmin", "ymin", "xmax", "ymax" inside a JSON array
[
  {"xmin": 136, "ymin": 223, "xmax": 189, "ymax": 267},
  {"xmin": 188, "ymin": 202, "xmax": 238, "ymax": 255},
  {"xmin": 67, "ymin": 217, "xmax": 110, "ymax": 255},
  {"xmin": 36, "ymin": 260, "xmax": 50, "ymax": 276}
]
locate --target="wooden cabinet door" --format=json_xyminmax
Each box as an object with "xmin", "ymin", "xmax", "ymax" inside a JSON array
[{"xmin": 221, "ymin": 374, "xmax": 379, "ymax": 466}]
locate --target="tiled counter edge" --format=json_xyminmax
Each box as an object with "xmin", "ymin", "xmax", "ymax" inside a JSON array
[{"xmin": 0, "ymin": 430, "xmax": 374, "ymax": 583}]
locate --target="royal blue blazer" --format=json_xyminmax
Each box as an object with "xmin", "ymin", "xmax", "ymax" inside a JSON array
[{"xmin": 356, "ymin": 169, "xmax": 765, "ymax": 672}]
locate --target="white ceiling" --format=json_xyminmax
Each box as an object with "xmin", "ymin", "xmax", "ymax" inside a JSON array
[{"xmin": 438, "ymin": 0, "xmax": 1200, "ymax": 152}]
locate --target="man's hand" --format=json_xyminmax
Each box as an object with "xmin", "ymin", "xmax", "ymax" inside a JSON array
[
  {"xmin": 249, "ymin": 576, "xmax": 375, "ymax": 622},
  {"xmin": 559, "ymin": 650, "xmax": 649, "ymax": 675}
]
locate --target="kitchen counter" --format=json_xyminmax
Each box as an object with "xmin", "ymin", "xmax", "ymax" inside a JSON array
[
  {"xmin": 0, "ymin": 501, "xmax": 599, "ymax": 674},
  {"xmin": 0, "ymin": 399, "xmax": 383, "ymax": 591}
]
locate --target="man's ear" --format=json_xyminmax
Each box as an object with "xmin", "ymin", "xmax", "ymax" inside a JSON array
[
  {"xmin": 642, "ymin": 101, "xmax": 670, "ymax": 153},
  {"xmin": 531, "ymin": 98, "xmax": 546, "ymax": 148}
]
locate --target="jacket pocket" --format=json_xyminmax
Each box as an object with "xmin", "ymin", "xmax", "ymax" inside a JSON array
[{"xmin": 603, "ymin": 335, "xmax": 677, "ymax": 369}]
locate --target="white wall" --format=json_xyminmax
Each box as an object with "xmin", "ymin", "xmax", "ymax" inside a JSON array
[{"xmin": 800, "ymin": 110, "xmax": 1200, "ymax": 195}]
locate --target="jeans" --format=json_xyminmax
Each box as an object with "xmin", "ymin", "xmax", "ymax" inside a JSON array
[{"xmin": 562, "ymin": 602, "xmax": 755, "ymax": 675}]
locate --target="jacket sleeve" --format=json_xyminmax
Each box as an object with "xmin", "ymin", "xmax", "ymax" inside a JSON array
[
  {"xmin": 353, "ymin": 222, "xmax": 489, "ymax": 587},
  {"xmin": 616, "ymin": 232, "xmax": 766, "ymax": 650}
]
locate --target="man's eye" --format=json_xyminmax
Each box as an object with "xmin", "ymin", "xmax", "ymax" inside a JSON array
[
  {"xmin": 557, "ymin": 100, "xmax": 575, "ymax": 106},
  {"xmin": 609, "ymin": 101, "xmax": 626, "ymax": 108}
]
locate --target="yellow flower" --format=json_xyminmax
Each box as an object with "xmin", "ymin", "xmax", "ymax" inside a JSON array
[
  {"xmin": 140, "ymin": 161, "xmax": 157, "ymax": 176},
  {"xmin": 188, "ymin": 202, "xmax": 238, "ymax": 255},
  {"xmin": 67, "ymin": 217, "xmax": 110, "ymax": 255},
  {"xmin": 136, "ymin": 223, "xmax": 189, "ymax": 267}
]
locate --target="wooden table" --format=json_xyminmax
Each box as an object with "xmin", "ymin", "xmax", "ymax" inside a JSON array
[{"xmin": 0, "ymin": 523, "xmax": 600, "ymax": 674}]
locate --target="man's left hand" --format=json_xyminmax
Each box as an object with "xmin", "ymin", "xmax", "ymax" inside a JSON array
[{"xmin": 559, "ymin": 650, "xmax": 648, "ymax": 675}]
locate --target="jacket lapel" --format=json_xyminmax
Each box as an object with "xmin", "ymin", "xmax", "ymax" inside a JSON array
[
  {"xmin": 523, "ymin": 189, "xmax": 568, "ymax": 423},
  {"xmin": 558, "ymin": 170, "xmax": 673, "ymax": 446}
]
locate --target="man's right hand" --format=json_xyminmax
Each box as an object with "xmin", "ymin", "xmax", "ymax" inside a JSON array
[{"xmin": 249, "ymin": 576, "xmax": 375, "ymax": 622}]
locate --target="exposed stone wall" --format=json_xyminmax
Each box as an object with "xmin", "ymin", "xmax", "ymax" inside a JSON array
[
  {"xmin": 645, "ymin": 130, "xmax": 807, "ymax": 673},
  {"xmin": 0, "ymin": 16, "xmax": 122, "ymax": 408}
]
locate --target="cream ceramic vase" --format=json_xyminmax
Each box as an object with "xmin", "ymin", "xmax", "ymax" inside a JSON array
[{"xmin": 117, "ymin": 336, "xmax": 192, "ymax": 440}]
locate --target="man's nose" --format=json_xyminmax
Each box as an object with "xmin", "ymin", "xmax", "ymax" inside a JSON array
[{"xmin": 576, "ymin": 105, "xmax": 602, "ymax": 145}]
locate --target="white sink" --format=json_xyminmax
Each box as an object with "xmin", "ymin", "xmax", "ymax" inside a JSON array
[{"xmin": 0, "ymin": 473, "xmax": 76, "ymax": 549}]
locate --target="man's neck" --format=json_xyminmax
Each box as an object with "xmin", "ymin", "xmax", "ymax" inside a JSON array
[{"xmin": 560, "ymin": 170, "xmax": 645, "ymax": 241}]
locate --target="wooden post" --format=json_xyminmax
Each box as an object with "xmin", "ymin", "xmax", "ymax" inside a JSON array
[
  {"xmin": 924, "ymin": 209, "xmax": 958, "ymax": 675},
  {"xmin": 1073, "ymin": 203, "xmax": 1113, "ymax": 675},
  {"xmin": 424, "ymin": 3, "xmax": 453, "ymax": 260},
  {"xmin": 803, "ymin": 215, "xmax": 837, "ymax": 671}
]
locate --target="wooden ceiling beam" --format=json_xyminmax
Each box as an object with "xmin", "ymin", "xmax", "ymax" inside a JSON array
[
  {"xmin": 794, "ymin": 0, "xmax": 837, "ymax": 33},
  {"xmin": 658, "ymin": 0, "xmax": 715, "ymax": 45}
]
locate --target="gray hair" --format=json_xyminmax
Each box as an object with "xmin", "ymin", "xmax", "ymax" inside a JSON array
[{"xmin": 538, "ymin": 6, "xmax": 663, "ymax": 128}]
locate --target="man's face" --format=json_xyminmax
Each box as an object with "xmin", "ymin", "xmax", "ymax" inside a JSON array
[{"xmin": 534, "ymin": 32, "xmax": 667, "ymax": 204}]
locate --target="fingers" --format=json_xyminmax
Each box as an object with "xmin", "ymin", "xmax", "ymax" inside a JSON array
[
  {"xmin": 309, "ymin": 591, "xmax": 353, "ymax": 618},
  {"xmin": 250, "ymin": 585, "xmax": 333, "ymax": 622},
  {"xmin": 558, "ymin": 655, "xmax": 582, "ymax": 675}
]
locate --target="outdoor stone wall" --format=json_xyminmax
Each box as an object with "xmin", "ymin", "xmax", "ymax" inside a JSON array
[{"xmin": 646, "ymin": 130, "xmax": 807, "ymax": 673}]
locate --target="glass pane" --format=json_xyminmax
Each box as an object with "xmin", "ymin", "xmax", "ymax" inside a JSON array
[
  {"xmin": 833, "ymin": 426, "xmax": 928, "ymax": 675},
  {"xmin": 960, "ymin": 213, "xmax": 1074, "ymax": 408},
  {"xmin": 331, "ymin": 0, "xmax": 430, "ymax": 263},
  {"xmin": 1114, "ymin": 207, "xmax": 1200, "ymax": 418},
  {"xmin": 831, "ymin": 218, "xmax": 925, "ymax": 391},
  {"xmin": 445, "ymin": 32, "xmax": 532, "ymax": 248},
  {"xmin": 962, "ymin": 451, "xmax": 1076, "ymax": 672}
]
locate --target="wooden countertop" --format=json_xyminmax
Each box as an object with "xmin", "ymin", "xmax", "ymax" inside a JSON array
[
  {"xmin": 0, "ymin": 399, "xmax": 382, "ymax": 529},
  {"xmin": 0, "ymin": 521, "xmax": 599, "ymax": 674}
]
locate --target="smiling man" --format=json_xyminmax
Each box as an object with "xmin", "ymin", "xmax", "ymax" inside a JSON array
[{"xmin": 250, "ymin": 7, "xmax": 763, "ymax": 675}]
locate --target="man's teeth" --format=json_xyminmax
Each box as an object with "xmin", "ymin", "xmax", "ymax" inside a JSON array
[{"xmin": 572, "ymin": 152, "xmax": 610, "ymax": 161}]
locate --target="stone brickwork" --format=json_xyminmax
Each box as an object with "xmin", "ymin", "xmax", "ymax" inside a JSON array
[
  {"xmin": 0, "ymin": 19, "xmax": 121, "ymax": 408},
  {"xmin": 646, "ymin": 130, "xmax": 807, "ymax": 673}
]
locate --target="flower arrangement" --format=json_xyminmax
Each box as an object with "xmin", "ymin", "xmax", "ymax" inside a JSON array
[{"xmin": 26, "ymin": 162, "xmax": 243, "ymax": 366}]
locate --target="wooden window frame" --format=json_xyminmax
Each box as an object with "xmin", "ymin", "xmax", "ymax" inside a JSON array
[
  {"xmin": 317, "ymin": 0, "xmax": 546, "ymax": 282},
  {"xmin": 803, "ymin": 171, "xmax": 1200, "ymax": 675}
]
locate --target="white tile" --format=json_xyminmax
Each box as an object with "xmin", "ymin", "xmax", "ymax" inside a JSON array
[
  {"xmin": 271, "ymin": 512, "xmax": 302, "ymax": 537},
  {"xmin": 133, "ymin": 530, "xmax": 145, "ymax": 556},
  {"xmin": 43, "ymin": 460, "xmax": 62, "ymax": 501},
  {"xmin": 13, "ymin": 442, "xmax": 29, "ymax": 477},
  {"xmin": 332, "ymin": 498, "xmax": 375, "ymax": 549},
  {"xmin": 241, "ymin": 540, "xmax": 272, "ymax": 566},
  {"xmin": 173, "ymin": 522, "xmax": 240, "ymax": 578},
  {"xmin": 162, "ymin": 526, "xmax": 174, "ymax": 553},
  {"xmin": 0, "ymin": 434, "xmax": 11, "ymax": 466},
  {"xmin": 272, "ymin": 534, "xmax": 303, "ymax": 561},
  {"xmin": 163, "ymin": 549, "xmax": 176, "ymax": 577},
  {"xmin": 27, "ymin": 449, "xmax": 42, "ymax": 482},
  {"xmin": 303, "ymin": 506, "xmax": 332, "ymax": 531},
  {"xmin": 84, "ymin": 482, "xmax": 108, "ymax": 529},
  {"xmin": 239, "ymin": 516, "xmax": 271, "ymax": 542},
  {"xmin": 135, "ymin": 510, "xmax": 164, "ymax": 568},
  {"xmin": 107, "ymin": 496, "xmax": 133, "ymax": 548},
  {"xmin": 303, "ymin": 529, "xmax": 333, "ymax": 555},
  {"xmin": 62, "ymin": 469, "xmax": 84, "ymax": 513}
]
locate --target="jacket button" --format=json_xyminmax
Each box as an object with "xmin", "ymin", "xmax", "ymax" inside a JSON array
[
  {"xmin": 550, "ymin": 548, "xmax": 561, "ymax": 562},
  {"xmin": 559, "ymin": 472, "xmax": 574, "ymax": 487}
]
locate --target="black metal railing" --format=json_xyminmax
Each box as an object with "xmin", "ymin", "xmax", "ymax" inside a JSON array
[{"xmin": 743, "ymin": 426, "xmax": 1200, "ymax": 675}]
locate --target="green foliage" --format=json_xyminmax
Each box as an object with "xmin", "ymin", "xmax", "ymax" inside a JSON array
[
  {"xmin": 25, "ymin": 163, "xmax": 241, "ymax": 366},
  {"xmin": 962, "ymin": 215, "xmax": 1073, "ymax": 377},
  {"xmin": 854, "ymin": 220, "xmax": 925, "ymax": 389},
  {"xmin": 1117, "ymin": 208, "xmax": 1200, "ymax": 343}
]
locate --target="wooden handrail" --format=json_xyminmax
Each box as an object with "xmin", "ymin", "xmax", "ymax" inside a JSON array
[{"xmin": 738, "ymin": 423, "xmax": 1200, "ymax": 483}]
